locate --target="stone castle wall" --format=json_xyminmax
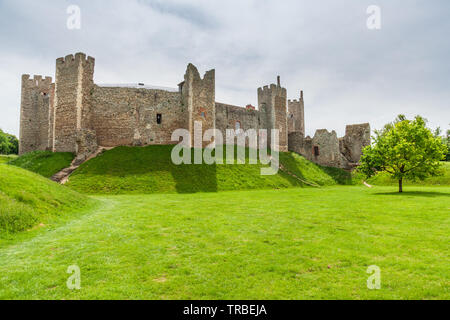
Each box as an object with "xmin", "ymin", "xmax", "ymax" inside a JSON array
[
  {"xmin": 182, "ymin": 64, "xmax": 215, "ymax": 148},
  {"xmin": 53, "ymin": 53, "xmax": 95, "ymax": 153},
  {"xmin": 288, "ymin": 124, "xmax": 371, "ymax": 169},
  {"xmin": 48, "ymin": 83, "xmax": 55, "ymax": 151},
  {"xmin": 339, "ymin": 123, "xmax": 371, "ymax": 164},
  {"xmin": 19, "ymin": 74, "xmax": 54, "ymax": 155},
  {"xmin": 257, "ymin": 82, "xmax": 288, "ymax": 151},
  {"xmin": 91, "ymin": 86, "xmax": 186, "ymax": 147},
  {"xmin": 19, "ymin": 52, "xmax": 370, "ymax": 170},
  {"xmin": 288, "ymin": 92, "xmax": 305, "ymax": 137},
  {"xmin": 308, "ymin": 129, "xmax": 345, "ymax": 168},
  {"xmin": 215, "ymin": 102, "xmax": 261, "ymax": 147},
  {"xmin": 215, "ymin": 103, "xmax": 260, "ymax": 132}
]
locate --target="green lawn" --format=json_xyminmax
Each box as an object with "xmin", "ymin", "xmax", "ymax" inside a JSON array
[
  {"xmin": 66, "ymin": 145, "xmax": 352, "ymax": 194},
  {"xmin": 8, "ymin": 151, "xmax": 74, "ymax": 178},
  {"xmin": 0, "ymin": 164, "xmax": 97, "ymax": 234},
  {"xmin": 0, "ymin": 155, "xmax": 17, "ymax": 164},
  {"xmin": 0, "ymin": 186, "xmax": 448, "ymax": 299}
]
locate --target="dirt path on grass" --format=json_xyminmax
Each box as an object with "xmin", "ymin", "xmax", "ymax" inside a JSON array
[{"xmin": 51, "ymin": 147, "xmax": 111, "ymax": 184}]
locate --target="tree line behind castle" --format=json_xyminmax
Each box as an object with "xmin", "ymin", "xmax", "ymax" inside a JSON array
[
  {"xmin": 20, "ymin": 52, "xmax": 371, "ymax": 169},
  {"xmin": 0, "ymin": 129, "xmax": 18, "ymax": 155}
]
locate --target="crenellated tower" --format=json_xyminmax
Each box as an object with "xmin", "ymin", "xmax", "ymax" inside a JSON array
[
  {"xmin": 287, "ymin": 90, "xmax": 305, "ymax": 138},
  {"xmin": 53, "ymin": 52, "xmax": 96, "ymax": 153},
  {"xmin": 19, "ymin": 74, "xmax": 54, "ymax": 155},
  {"xmin": 257, "ymin": 76, "xmax": 288, "ymax": 151}
]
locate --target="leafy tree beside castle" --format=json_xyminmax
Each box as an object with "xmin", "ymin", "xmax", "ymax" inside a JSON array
[
  {"xmin": 0, "ymin": 129, "xmax": 18, "ymax": 155},
  {"xmin": 358, "ymin": 115, "xmax": 448, "ymax": 193},
  {"xmin": 446, "ymin": 128, "xmax": 450, "ymax": 161}
]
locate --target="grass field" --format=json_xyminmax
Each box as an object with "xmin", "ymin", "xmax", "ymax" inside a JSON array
[
  {"xmin": 0, "ymin": 186, "xmax": 448, "ymax": 299},
  {"xmin": 0, "ymin": 164, "xmax": 97, "ymax": 234},
  {"xmin": 8, "ymin": 151, "xmax": 74, "ymax": 178},
  {"xmin": 0, "ymin": 155, "xmax": 17, "ymax": 164},
  {"xmin": 65, "ymin": 145, "xmax": 352, "ymax": 194},
  {"xmin": 1, "ymin": 147, "xmax": 449, "ymax": 299}
]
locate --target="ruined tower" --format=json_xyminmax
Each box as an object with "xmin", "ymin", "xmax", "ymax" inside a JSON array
[
  {"xmin": 288, "ymin": 90, "xmax": 305, "ymax": 138},
  {"xmin": 181, "ymin": 63, "xmax": 215, "ymax": 148},
  {"xmin": 19, "ymin": 75, "xmax": 54, "ymax": 155},
  {"xmin": 257, "ymin": 76, "xmax": 288, "ymax": 151},
  {"xmin": 339, "ymin": 123, "xmax": 371, "ymax": 165},
  {"xmin": 53, "ymin": 53, "xmax": 96, "ymax": 153}
]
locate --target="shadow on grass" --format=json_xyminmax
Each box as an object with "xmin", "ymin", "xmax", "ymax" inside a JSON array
[
  {"xmin": 280, "ymin": 151, "xmax": 354, "ymax": 185},
  {"xmin": 372, "ymin": 191, "xmax": 450, "ymax": 198}
]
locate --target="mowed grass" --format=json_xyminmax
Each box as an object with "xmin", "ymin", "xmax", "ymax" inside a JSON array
[
  {"xmin": 0, "ymin": 164, "xmax": 97, "ymax": 234},
  {"xmin": 0, "ymin": 186, "xmax": 448, "ymax": 299},
  {"xmin": 66, "ymin": 145, "xmax": 352, "ymax": 194},
  {"xmin": 0, "ymin": 155, "xmax": 17, "ymax": 164},
  {"xmin": 9, "ymin": 151, "xmax": 74, "ymax": 178}
]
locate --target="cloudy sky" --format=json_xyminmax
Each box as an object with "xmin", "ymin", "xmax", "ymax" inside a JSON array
[{"xmin": 0, "ymin": 0, "xmax": 449, "ymax": 137}]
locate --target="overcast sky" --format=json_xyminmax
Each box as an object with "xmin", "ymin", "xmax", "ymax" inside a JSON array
[{"xmin": 0, "ymin": 0, "xmax": 449, "ymax": 137}]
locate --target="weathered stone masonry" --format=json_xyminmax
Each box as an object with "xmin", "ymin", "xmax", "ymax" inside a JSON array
[
  {"xmin": 19, "ymin": 52, "xmax": 370, "ymax": 169},
  {"xmin": 19, "ymin": 75, "xmax": 53, "ymax": 154}
]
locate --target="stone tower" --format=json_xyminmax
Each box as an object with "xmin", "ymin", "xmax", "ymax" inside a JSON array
[
  {"xmin": 288, "ymin": 90, "xmax": 305, "ymax": 138},
  {"xmin": 19, "ymin": 74, "xmax": 54, "ymax": 155},
  {"xmin": 181, "ymin": 63, "xmax": 215, "ymax": 148},
  {"xmin": 339, "ymin": 123, "xmax": 371, "ymax": 164},
  {"xmin": 257, "ymin": 76, "xmax": 288, "ymax": 151},
  {"xmin": 53, "ymin": 52, "xmax": 95, "ymax": 153}
]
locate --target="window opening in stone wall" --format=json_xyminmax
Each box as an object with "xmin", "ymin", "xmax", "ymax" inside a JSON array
[
  {"xmin": 313, "ymin": 146, "xmax": 319, "ymax": 156},
  {"xmin": 156, "ymin": 114, "xmax": 162, "ymax": 124}
]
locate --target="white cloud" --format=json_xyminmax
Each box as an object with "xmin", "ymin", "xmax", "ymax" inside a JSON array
[{"xmin": 0, "ymin": 0, "xmax": 449, "ymax": 137}]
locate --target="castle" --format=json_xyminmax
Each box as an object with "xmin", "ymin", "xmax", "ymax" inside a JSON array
[{"xmin": 19, "ymin": 52, "xmax": 370, "ymax": 169}]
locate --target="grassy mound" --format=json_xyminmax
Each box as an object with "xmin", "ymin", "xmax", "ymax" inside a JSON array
[
  {"xmin": 9, "ymin": 151, "xmax": 74, "ymax": 178},
  {"xmin": 0, "ymin": 164, "xmax": 96, "ymax": 234},
  {"xmin": 66, "ymin": 145, "xmax": 352, "ymax": 194},
  {"xmin": 364, "ymin": 162, "xmax": 450, "ymax": 186},
  {"xmin": 0, "ymin": 155, "xmax": 17, "ymax": 164}
]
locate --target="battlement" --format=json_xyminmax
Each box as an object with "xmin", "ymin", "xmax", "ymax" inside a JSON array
[
  {"xmin": 257, "ymin": 83, "xmax": 287, "ymax": 97},
  {"xmin": 288, "ymin": 91, "xmax": 304, "ymax": 103},
  {"xmin": 22, "ymin": 74, "xmax": 53, "ymax": 89},
  {"xmin": 20, "ymin": 74, "xmax": 54, "ymax": 155},
  {"xmin": 56, "ymin": 52, "xmax": 95, "ymax": 68},
  {"xmin": 53, "ymin": 52, "xmax": 96, "ymax": 153}
]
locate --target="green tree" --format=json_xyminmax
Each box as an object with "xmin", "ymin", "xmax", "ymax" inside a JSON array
[
  {"xmin": 0, "ymin": 129, "xmax": 19, "ymax": 155},
  {"xmin": 6, "ymin": 133, "xmax": 19, "ymax": 155},
  {"xmin": 358, "ymin": 115, "xmax": 448, "ymax": 192},
  {"xmin": 0, "ymin": 129, "xmax": 10, "ymax": 154},
  {"xmin": 446, "ymin": 128, "xmax": 450, "ymax": 161}
]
